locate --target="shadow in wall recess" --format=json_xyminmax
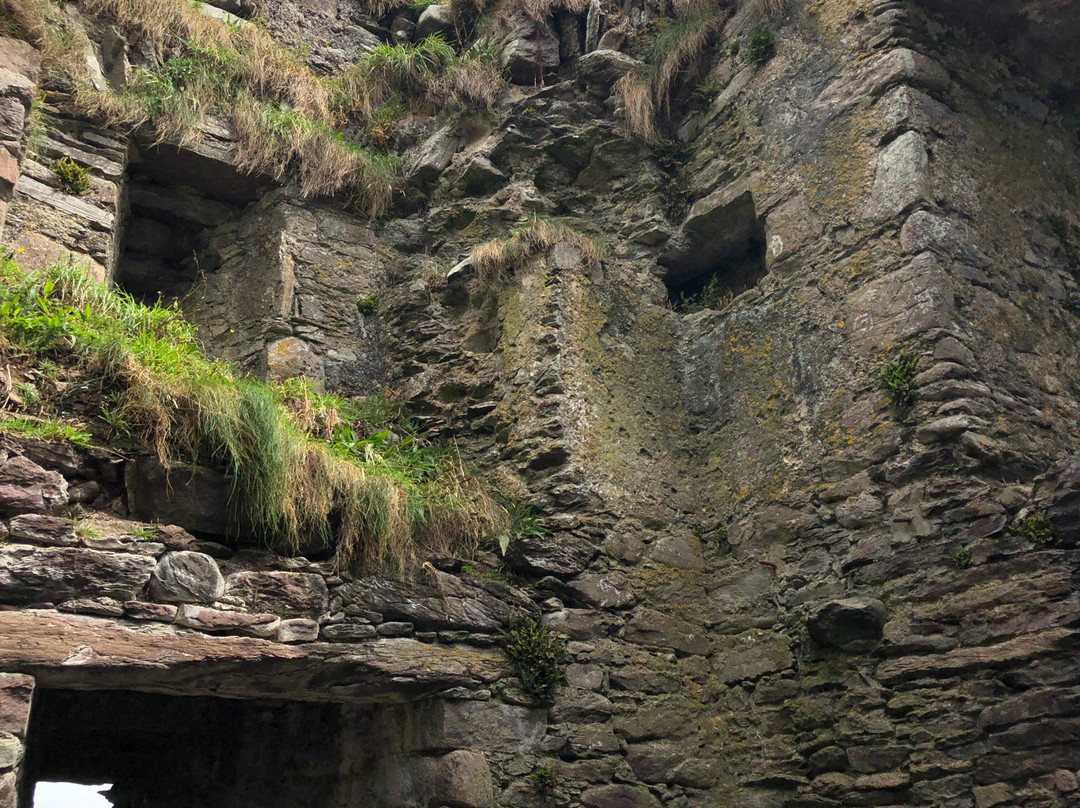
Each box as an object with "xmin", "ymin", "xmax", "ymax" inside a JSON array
[
  {"xmin": 113, "ymin": 141, "xmax": 273, "ymax": 305},
  {"xmin": 659, "ymin": 189, "xmax": 767, "ymax": 312}
]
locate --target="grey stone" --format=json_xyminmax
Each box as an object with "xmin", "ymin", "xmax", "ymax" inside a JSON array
[
  {"xmin": 624, "ymin": 610, "xmax": 709, "ymax": 655},
  {"xmin": 900, "ymin": 211, "xmax": 986, "ymax": 265},
  {"xmin": 578, "ymin": 49, "xmax": 641, "ymax": 97},
  {"xmin": 0, "ymin": 544, "xmax": 155, "ymax": 604},
  {"xmin": 0, "ymin": 455, "xmax": 68, "ymax": 515},
  {"xmin": 498, "ymin": 7, "xmax": 560, "ymax": 84},
  {"xmin": 149, "ymin": 551, "xmax": 225, "ymax": 604},
  {"xmin": 816, "ymin": 47, "xmax": 950, "ymax": 109},
  {"xmin": 0, "ymin": 731, "xmax": 21, "ymax": 769},
  {"xmin": 7, "ymin": 514, "xmax": 78, "ymax": 546},
  {"xmin": 417, "ymin": 700, "xmax": 547, "ymax": 753},
  {"xmin": 862, "ymin": 131, "xmax": 930, "ymax": 221},
  {"xmin": 320, "ymin": 622, "xmax": 377, "ymax": 642},
  {"xmin": 567, "ymin": 573, "xmax": 635, "ymax": 609},
  {"xmin": 713, "ymin": 631, "xmax": 793, "ymax": 683},
  {"xmin": 660, "ymin": 173, "xmax": 761, "ymax": 283},
  {"xmin": 277, "ymin": 618, "xmax": 319, "ymax": 643},
  {"xmin": 224, "ymin": 571, "xmax": 330, "ymax": 619},
  {"xmin": 835, "ymin": 492, "xmax": 885, "ymax": 529},
  {"xmin": 377, "ymin": 750, "xmax": 494, "ymax": 808},
  {"xmin": 415, "ymin": 4, "xmax": 455, "ymax": 40},
  {"xmin": 123, "ymin": 600, "xmax": 178, "ymax": 622},
  {"xmin": 581, "ymin": 784, "xmax": 661, "ymax": 808},
  {"xmin": 647, "ymin": 532, "xmax": 704, "ymax": 570},
  {"xmin": 376, "ymin": 621, "xmax": 414, "ymax": 637},
  {"xmin": 564, "ymin": 663, "xmax": 605, "ymax": 691},
  {"xmin": 126, "ymin": 458, "xmax": 244, "ymax": 541},
  {"xmin": 808, "ymin": 598, "xmax": 888, "ymax": 652},
  {"xmin": 175, "ymin": 604, "xmax": 281, "ymax": 638},
  {"xmin": 457, "ymin": 155, "xmax": 507, "ymax": 196},
  {"xmin": 915, "ymin": 414, "xmax": 987, "ymax": 444},
  {"xmin": 407, "ymin": 126, "xmax": 460, "ymax": 186}
]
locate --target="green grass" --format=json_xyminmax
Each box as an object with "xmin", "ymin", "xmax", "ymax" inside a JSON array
[
  {"xmin": 745, "ymin": 26, "xmax": 775, "ymax": 66},
  {"xmin": 1011, "ymin": 512, "xmax": 1057, "ymax": 546},
  {"xmin": 11, "ymin": 0, "xmax": 504, "ymax": 214},
  {"xmin": 0, "ymin": 254, "xmax": 507, "ymax": 572},
  {"xmin": 0, "ymin": 415, "xmax": 92, "ymax": 447}
]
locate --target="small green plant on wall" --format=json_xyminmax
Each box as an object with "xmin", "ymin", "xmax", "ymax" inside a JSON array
[
  {"xmin": 952, "ymin": 545, "xmax": 972, "ymax": 569},
  {"xmin": 1011, "ymin": 512, "xmax": 1057, "ymax": 546},
  {"xmin": 877, "ymin": 347, "xmax": 919, "ymax": 409},
  {"xmin": 52, "ymin": 156, "xmax": 90, "ymax": 195},
  {"xmin": 529, "ymin": 764, "xmax": 559, "ymax": 796},
  {"xmin": 503, "ymin": 616, "xmax": 565, "ymax": 700},
  {"xmin": 745, "ymin": 27, "xmax": 775, "ymax": 66}
]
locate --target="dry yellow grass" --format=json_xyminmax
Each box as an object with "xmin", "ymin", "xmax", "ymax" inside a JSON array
[{"xmin": 471, "ymin": 218, "xmax": 603, "ymax": 282}]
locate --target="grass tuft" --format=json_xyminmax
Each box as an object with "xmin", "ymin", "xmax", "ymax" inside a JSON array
[
  {"xmin": 470, "ymin": 218, "xmax": 603, "ymax": 283},
  {"xmin": 0, "ymin": 254, "xmax": 508, "ymax": 572}
]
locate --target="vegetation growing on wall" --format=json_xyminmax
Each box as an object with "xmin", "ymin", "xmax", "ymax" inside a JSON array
[
  {"xmin": 470, "ymin": 217, "xmax": 603, "ymax": 282},
  {"xmin": 616, "ymin": 0, "xmax": 785, "ymax": 140},
  {"xmin": 1, "ymin": 0, "xmax": 504, "ymax": 213},
  {"xmin": 503, "ymin": 616, "xmax": 565, "ymax": 699},
  {"xmin": 0, "ymin": 254, "xmax": 508, "ymax": 572}
]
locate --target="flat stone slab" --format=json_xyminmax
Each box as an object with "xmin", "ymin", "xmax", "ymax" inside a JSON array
[{"xmin": 0, "ymin": 610, "xmax": 505, "ymax": 703}]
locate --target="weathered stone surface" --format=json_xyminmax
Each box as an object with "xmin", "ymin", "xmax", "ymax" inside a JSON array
[
  {"xmin": 862, "ymin": 131, "xmax": 930, "ymax": 221},
  {"xmin": 0, "ymin": 674, "xmax": 33, "ymax": 738},
  {"xmin": 713, "ymin": 631, "xmax": 793, "ymax": 683},
  {"xmin": 808, "ymin": 599, "xmax": 888, "ymax": 652},
  {"xmin": 0, "ymin": 545, "xmax": 155, "ymax": 604},
  {"xmin": 378, "ymin": 750, "xmax": 494, "ymax": 808},
  {"xmin": 0, "ymin": 610, "xmax": 504, "ymax": 701},
  {"xmin": 0, "ymin": 732, "xmax": 21, "ymax": 770},
  {"xmin": 497, "ymin": 8, "xmax": 560, "ymax": 84},
  {"xmin": 149, "ymin": 551, "xmax": 225, "ymax": 604},
  {"xmin": 417, "ymin": 700, "xmax": 547, "ymax": 753},
  {"xmin": 340, "ymin": 571, "xmax": 537, "ymax": 631},
  {"xmin": 415, "ymin": 4, "xmax": 455, "ymax": 40},
  {"xmin": 277, "ymin": 618, "xmax": 319, "ymax": 643},
  {"xmin": 579, "ymin": 50, "xmax": 641, "ymax": 97},
  {"xmin": 765, "ymin": 194, "xmax": 821, "ymax": 265},
  {"xmin": 660, "ymin": 174, "xmax": 760, "ymax": 282},
  {"xmin": 624, "ymin": 610, "xmax": 709, "ymax": 655},
  {"xmin": 407, "ymin": 126, "xmax": 459, "ymax": 186},
  {"xmin": 320, "ymin": 622, "xmax": 377, "ymax": 642},
  {"xmin": 175, "ymin": 604, "xmax": 281, "ymax": 638},
  {"xmin": 7, "ymin": 514, "xmax": 78, "ymax": 546},
  {"xmin": 0, "ymin": 455, "xmax": 68, "ymax": 515},
  {"xmin": 508, "ymin": 532, "xmax": 597, "ymax": 576},
  {"xmin": 123, "ymin": 600, "xmax": 178, "ymax": 622},
  {"xmin": 581, "ymin": 784, "xmax": 661, "ymax": 808},
  {"xmin": 847, "ymin": 251, "xmax": 955, "ymax": 348},
  {"xmin": 816, "ymin": 48, "xmax": 950, "ymax": 108},
  {"xmin": 224, "ymin": 571, "xmax": 329, "ymax": 619},
  {"xmin": 878, "ymin": 630, "xmax": 1076, "ymax": 684},
  {"xmin": 647, "ymin": 532, "xmax": 704, "ymax": 570},
  {"xmin": 567, "ymin": 573, "xmax": 635, "ymax": 608},
  {"xmin": 457, "ymin": 155, "xmax": 507, "ymax": 197}
]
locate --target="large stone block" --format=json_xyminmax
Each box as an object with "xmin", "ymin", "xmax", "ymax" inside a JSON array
[
  {"xmin": 624, "ymin": 610, "xmax": 709, "ymax": 655},
  {"xmin": 0, "ymin": 675, "xmax": 33, "ymax": 738},
  {"xmin": 224, "ymin": 571, "xmax": 329, "ymax": 619},
  {"xmin": 861, "ymin": 131, "xmax": 930, "ymax": 221},
  {"xmin": 0, "ymin": 544, "xmax": 155, "ymax": 604},
  {"xmin": 377, "ymin": 750, "xmax": 494, "ymax": 808},
  {"xmin": 414, "ymin": 700, "xmax": 547, "ymax": 753},
  {"xmin": 149, "ymin": 551, "xmax": 225, "ymax": 604},
  {"xmin": 126, "ymin": 458, "xmax": 244, "ymax": 540},
  {"xmin": 0, "ymin": 455, "xmax": 68, "ymax": 515},
  {"xmin": 581, "ymin": 784, "xmax": 661, "ymax": 808}
]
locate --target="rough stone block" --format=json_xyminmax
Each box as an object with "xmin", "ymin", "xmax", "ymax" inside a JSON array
[
  {"xmin": 277, "ymin": 618, "xmax": 319, "ymax": 643},
  {"xmin": 581, "ymin": 784, "xmax": 661, "ymax": 808},
  {"xmin": 0, "ymin": 455, "xmax": 68, "ymax": 515},
  {"xmin": 149, "ymin": 551, "xmax": 225, "ymax": 603},
  {"xmin": 862, "ymin": 131, "xmax": 930, "ymax": 221},
  {"xmin": 0, "ymin": 544, "xmax": 155, "ymax": 604},
  {"xmin": 224, "ymin": 571, "xmax": 329, "ymax": 619},
  {"xmin": 7, "ymin": 514, "xmax": 78, "ymax": 546},
  {"xmin": 416, "ymin": 700, "xmax": 547, "ymax": 753},
  {"xmin": 175, "ymin": 604, "xmax": 281, "ymax": 638},
  {"xmin": 0, "ymin": 675, "xmax": 33, "ymax": 738},
  {"xmin": 567, "ymin": 573, "xmax": 635, "ymax": 609},
  {"xmin": 624, "ymin": 609, "xmax": 709, "ymax": 655}
]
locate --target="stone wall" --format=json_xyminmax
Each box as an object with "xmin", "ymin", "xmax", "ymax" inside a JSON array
[{"xmin": 1, "ymin": 0, "xmax": 1079, "ymax": 807}]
